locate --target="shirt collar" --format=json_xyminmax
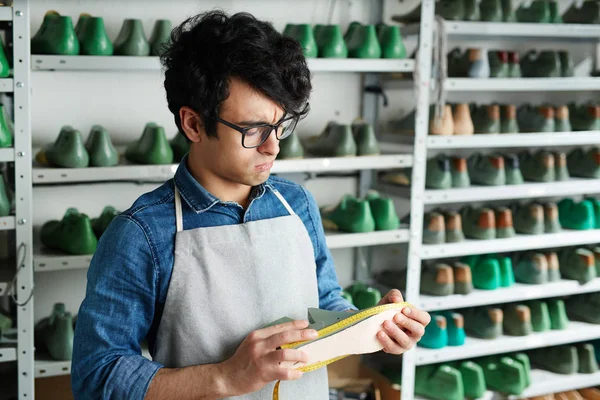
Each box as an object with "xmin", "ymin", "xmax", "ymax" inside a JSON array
[{"xmin": 173, "ymin": 154, "xmax": 269, "ymax": 213}]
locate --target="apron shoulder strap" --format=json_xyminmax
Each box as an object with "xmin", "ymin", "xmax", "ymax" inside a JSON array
[
  {"xmin": 174, "ymin": 185, "xmax": 183, "ymax": 232},
  {"xmin": 272, "ymin": 188, "xmax": 296, "ymax": 216}
]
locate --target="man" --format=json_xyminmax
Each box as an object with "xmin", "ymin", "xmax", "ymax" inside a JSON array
[{"xmin": 72, "ymin": 10, "xmax": 430, "ymax": 400}]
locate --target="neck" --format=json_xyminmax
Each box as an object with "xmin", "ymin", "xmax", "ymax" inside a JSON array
[{"xmin": 186, "ymin": 151, "xmax": 252, "ymax": 209}]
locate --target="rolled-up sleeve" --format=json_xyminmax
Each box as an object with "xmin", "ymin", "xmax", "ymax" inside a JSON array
[{"xmin": 71, "ymin": 215, "xmax": 163, "ymax": 399}]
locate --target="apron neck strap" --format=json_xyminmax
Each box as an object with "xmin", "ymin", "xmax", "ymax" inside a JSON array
[
  {"xmin": 272, "ymin": 189, "xmax": 295, "ymax": 216},
  {"xmin": 174, "ymin": 186, "xmax": 184, "ymax": 233},
  {"xmin": 173, "ymin": 185, "xmax": 296, "ymax": 233}
]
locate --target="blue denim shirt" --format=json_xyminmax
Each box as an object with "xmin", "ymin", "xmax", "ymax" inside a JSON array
[{"xmin": 71, "ymin": 156, "xmax": 355, "ymax": 399}]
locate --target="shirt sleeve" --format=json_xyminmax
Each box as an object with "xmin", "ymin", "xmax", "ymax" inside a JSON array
[
  {"xmin": 71, "ymin": 215, "xmax": 163, "ymax": 400},
  {"xmin": 301, "ymin": 187, "xmax": 357, "ymax": 312}
]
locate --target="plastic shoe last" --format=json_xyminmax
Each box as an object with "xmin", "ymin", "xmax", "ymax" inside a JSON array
[
  {"xmin": 468, "ymin": 153, "xmax": 506, "ymax": 186},
  {"xmin": 377, "ymin": 24, "xmax": 406, "ymax": 59},
  {"xmin": 545, "ymin": 251, "xmax": 562, "ymax": 281},
  {"xmin": 0, "ymin": 179, "xmax": 9, "ymax": 217},
  {"xmin": 306, "ymin": 122, "xmax": 356, "ymax": 157},
  {"xmin": 345, "ymin": 24, "xmax": 382, "ymax": 59},
  {"xmin": 413, "ymin": 364, "xmax": 464, "ymax": 400},
  {"xmin": 316, "ymin": 25, "xmax": 347, "ymax": 58},
  {"xmin": 559, "ymin": 247, "xmax": 597, "ymax": 284},
  {"xmin": 426, "ymin": 155, "xmax": 452, "ymax": 189},
  {"xmin": 495, "ymin": 207, "xmax": 516, "ymax": 238},
  {"xmin": 558, "ymin": 198, "xmax": 596, "ymax": 230},
  {"xmin": 463, "ymin": 307, "xmax": 503, "ymax": 339},
  {"xmin": 113, "ymin": 19, "xmax": 150, "ymax": 56},
  {"xmin": 33, "ymin": 13, "xmax": 79, "ymax": 55},
  {"xmin": 149, "ymin": 19, "xmax": 173, "ymax": 57},
  {"xmin": 451, "ymin": 157, "xmax": 470, "ymax": 188},
  {"xmin": 126, "ymin": 122, "xmax": 174, "ymax": 165},
  {"xmin": 0, "ymin": 104, "xmax": 12, "ymax": 149},
  {"xmin": 578, "ymin": 343, "xmax": 599, "ymax": 373},
  {"xmin": 513, "ymin": 203, "xmax": 545, "ymax": 235},
  {"xmin": 530, "ymin": 345, "xmax": 579, "ymax": 374},
  {"xmin": 520, "ymin": 150, "xmax": 555, "ymax": 182},
  {"xmin": 423, "ymin": 212, "xmax": 445, "ymax": 244},
  {"xmin": 513, "ymin": 252, "xmax": 548, "ymax": 284},
  {"xmin": 419, "ymin": 314, "xmax": 448, "ymax": 349},
  {"xmin": 461, "ymin": 206, "xmax": 496, "ymax": 240},
  {"xmin": 452, "ymin": 104, "xmax": 474, "ymax": 136},
  {"xmin": 453, "ymin": 262, "xmax": 473, "ymax": 294},
  {"xmin": 563, "ymin": 0, "xmax": 600, "ymax": 24},
  {"xmin": 567, "ymin": 147, "xmax": 600, "ymax": 179},
  {"xmin": 42, "ymin": 126, "xmax": 90, "ymax": 168},
  {"xmin": 77, "ymin": 16, "xmax": 113, "ymax": 55},
  {"xmin": 419, "ymin": 263, "xmax": 454, "ymax": 296},
  {"xmin": 85, "ymin": 125, "xmax": 118, "ymax": 167},
  {"xmin": 445, "ymin": 211, "xmax": 465, "ymax": 243},
  {"xmin": 553, "ymin": 151, "xmax": 570, "ymax": 181},
  {"xmin": 516, "ymin": 0, "xmax": 550, "ymax": 22},
  {"xmin": 503, "ymin": 153, "xmax": 524, "ymax": 185},
  {"xmin": 46, "ymin": 311, "xmax": 74, "ymax": 361},
  {"xmin": 352, "ymin": 121, "xmax": 380, "ymax": 156},
  {"xmin": 321, "ymin": 195, "xmax": 375, "ymax": 233},
  {"xmin": 41, "ymin": 208, "xmax": 98, "ymax": 255},
  {"xmin": 440, "ymin": 311, "xmax": 466, "ymax": 346},
  {"xmin": 503, "ymin": 304, "xmax": 533, "ymax": 336},
  {"xmin": 478, "ymin": 356, "xmax": 529, "ymax": 395},
  {"xmin": 500, "ymin": 105, "xmax": 519, "ymax": 133},
  {"xmin": 92, "ymin": 206, "xmax": 119, "ymax": 238},
  {"xmin": 458, "ymin": 361, "xmax": 486, "ymax": 399},
  {"xmin": 461, "ymin": 254, "xmax": 501, "ymax": 290},
  {"xmin": 547, "ymin": 298, "xmax": 569, "ymax": 330},
  {"xmin": 365, "ymin": 191, "xmax": 399, "ymax": 231},
  {"xmin": 526, "ymin": 300, "xmax": 551, "ymax": 332},
  {"xmin": 566, "ymin": 293, "xmax": 600, "ymax": 324},
  {"xmin": 480, "ymin": 0, "xmax": 503, "ymax": 21}
]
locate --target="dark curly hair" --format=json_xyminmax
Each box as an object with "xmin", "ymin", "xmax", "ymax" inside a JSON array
[{"xmin": 160, "ymin": 10, "xmax": 312, "ymax": 138}]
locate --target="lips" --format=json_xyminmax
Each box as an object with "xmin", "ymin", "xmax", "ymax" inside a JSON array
[{"xmin": 256, "ymin": 161, "xmax": 274, "ymax": 172}]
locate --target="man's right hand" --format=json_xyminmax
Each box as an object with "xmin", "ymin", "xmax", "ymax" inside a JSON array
[{"xmin": 217, "ymin": 319, "xmax": 318, "ymax": 396}]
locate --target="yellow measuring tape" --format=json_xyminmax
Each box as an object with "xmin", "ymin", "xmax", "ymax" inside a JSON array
[{"xmin": 272, "ymin": 302, "xmax": 411, "ymax": 400}]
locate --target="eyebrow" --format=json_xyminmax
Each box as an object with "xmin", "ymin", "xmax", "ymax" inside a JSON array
[{"xmin": 237, "ymin": 114, "xmax": 289, "ymax": 126}]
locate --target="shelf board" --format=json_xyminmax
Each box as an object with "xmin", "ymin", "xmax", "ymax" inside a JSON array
[
  {"xmin": 382, "ymin": 131, "xmax": 600, "ymax": 149},
  {"xmin": 402, "ymin": 21, "xmax": 600, "ymax": 40},
  {"xmin": 31, "ymin": 55, "xmax": 415, "ymax": 73},
  {"xmin": 35, "ymin": 347, "xmax": 152, "ymax": 378},
  {"xmin": 307, "ymin": 58, "xmax": 414, "ymax": 73},
  {"xmin": 418, "ymin": 278, "xmax": 600, "ymax": 312},
  {"xmin": 415, "ymin": 321, "xmax": 600, "ymax": 365},
  {"xmin": 34, "ymin": 229, "xmax": 410, "ymax": 272},
  {"xmin": 0, "ymin": 78, "xmax": 13, "ymax": 92},
  {"xmin": 0, "ymin": 347, "xmax": 16, "ymax": 364},
  {"xmin": 0, "ymin": 216, "xmax": 15, "ymax": 231},
  {"xmin": 34, "ymin": 251, "xmax": 93, "ymax": 272},
  {"xmin": 510, "ymin": 369, "xmax": 600, "ymax": 399},
  {"xmin": 272, "ymin": 154, "xmax": 413, "ymax": 174},
  {"xmin": 445, "ymin": 78, "xmax": 600, "ymax": 91},
  {"xmin": 32, "ymin": 163, "xmax": 178, "ymax": 184},
  {"xmin": 325, "ymin": 229, "xmax": 409, "ymax": 249},
  {"xmin": 0, "ymin": 148, "xmax": 13, "ymax": 162},
  {"xmin": 32, "ymin": 155, "xmax": 413, "ymax": 184},
  {"xmin": 421, "ymin": 229, "xmax": 600, "ymax": 260},
  {"xmin": 420, "ymin": 178, "xmax": 600, "ymax": 204},
  {"xmin": 0, "ymin": 7, "xmax": 12, "ymax": 21}
]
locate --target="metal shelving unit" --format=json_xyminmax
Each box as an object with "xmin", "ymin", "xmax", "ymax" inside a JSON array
[{"xmin": 395, "ymin": 2, "xmax": 600, "ymax": 399}]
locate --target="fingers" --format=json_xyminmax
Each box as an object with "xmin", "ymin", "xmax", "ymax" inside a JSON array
[
  {"xmin": 266, "ymin": 327, "xmax": 318, "ymax": 349},
  {"xmin": 377, "ymin": 322, "xmax": 409, "ymax": 354},
  {"xmin": 403, "ymin": 306, "xmax": 431, "ymax": 327},
  {"xmin": 254, "ymin": 319, "xmax": 309, "ymax": 340},
  {"xmin": 378, "ymin": 289, "xmax": 405, "ymax": 305},
  {"xmin": 393, "ymin": 312, "xmax": 425, "ymax": 338},
  {"xmin": 267, "ymin": 349, "xmax": 309, "ymax": 381}
]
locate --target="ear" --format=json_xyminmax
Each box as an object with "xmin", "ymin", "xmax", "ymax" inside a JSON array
[{"xmin": 179, "ymin": 106, "xmax": 204, "ymax": 143}]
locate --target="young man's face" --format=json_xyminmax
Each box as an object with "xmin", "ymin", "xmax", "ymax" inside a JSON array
[{"xmin": 198, "ymin": 78, "xmax": 283, "ymax": 187}]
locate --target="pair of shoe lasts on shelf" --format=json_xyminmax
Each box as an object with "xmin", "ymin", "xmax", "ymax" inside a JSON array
[
  {"xmin": 41, "ymin": 206, "xmax": 119, "ymax": 255},
  {"xmin": 278, "ymin": 121, "xmax": 380, "ymax": 160},
  {"xmin": 559, "ymin": 198, "xmax": 600, "ymax": 231},
  {"xmin": 423, "ymin": 201, "xmax": 560, "ymax": 243},
  {"xmin": 421, "ymin": 299, "xmax": 570, "ymax": 348},
  {"xmin": 283, "ymin": 22, "xmax": 407, "ymax": 59},
  {"xmin": 32, "ymin": 10, "xmax": 171, "ymax": 56},
  {"xmin": 35, "ymin": 303, "xmax": 74, "ymax": 361},
  {"xmin": 384, "ymin": 354, "xmax": 532, "ymax": 400},
  {"xmin": 320, "ymin": 191, "xmax": 399, "ymax": 233},
  {"xmin": 36, "ymin": 123, "xmax": 190, "ymax": 168},
  {"xmin": 448, "ymin": 48, "xmax": 574, "ymax": 79},
  {"xmin": 392, "ymin": 0, "xmax": 566, "ymax": 24},
  {"xmin": 531, "ymin": 342, "xmax": 600, "ymax": 376}
]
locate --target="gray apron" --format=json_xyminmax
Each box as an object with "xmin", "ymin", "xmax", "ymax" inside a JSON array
[{"xmin": 154, "ymin": 186, "xmax": 329, "ymax": 399}]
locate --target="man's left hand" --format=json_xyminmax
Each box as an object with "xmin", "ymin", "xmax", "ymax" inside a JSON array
[{"xmin": 376, "ymin": 289, "xmax": 430, "ymax": 355}]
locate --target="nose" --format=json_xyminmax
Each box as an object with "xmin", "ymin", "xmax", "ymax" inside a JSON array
[{"xmin": 257, "ymin": 127, "xmax": 280, "ymax": 157}]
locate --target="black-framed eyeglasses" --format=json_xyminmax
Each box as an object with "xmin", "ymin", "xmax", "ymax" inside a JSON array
[{"xmin": 216, "ymin": 103, "xmax": 309, "ymax": 149}]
